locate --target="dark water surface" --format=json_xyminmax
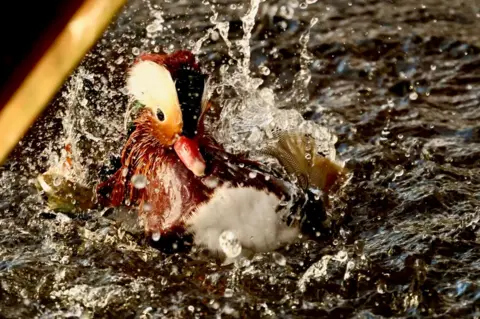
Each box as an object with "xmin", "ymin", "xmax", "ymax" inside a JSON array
[{"xmin": 1, "ymin": 0, "xmax": 480, "ymax": 318}]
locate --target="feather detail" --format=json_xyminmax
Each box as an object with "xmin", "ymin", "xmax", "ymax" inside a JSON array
[
  {"xmin": 260, "ymin": 132, "xmax": 347, "ymax": 193},
  {"xmin": 96, "ymin": 168, "xmax": 127, "ymax": 207},
  {"xmin": 127, "ymin": 60, "xmax": 180, "ymax": 112},
  {"xmin": 97, "ymin": 110, "xmax": 211, "ymax": 234},
  {"xmin": 186, "ymin": 185, "xmax": 300, "ymax": 257},
  {"xmin": 126, "ymin": 61, "xmax": 182, "ymax": 145}
]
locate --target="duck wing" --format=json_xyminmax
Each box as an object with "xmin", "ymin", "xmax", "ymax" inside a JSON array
[{"xmin": 260, "ymin": 131, "xmax": 347, "ymax": 194}]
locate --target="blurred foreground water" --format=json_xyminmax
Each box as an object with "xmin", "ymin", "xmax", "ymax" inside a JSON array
[{"xmin": 1, "ymin": 0, "xmax": 480, "ymax": 317}]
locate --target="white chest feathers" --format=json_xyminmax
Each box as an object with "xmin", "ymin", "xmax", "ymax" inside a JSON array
[{"xmin": 185, "ymin": 186, "xmax": 299, "ymax": 260}]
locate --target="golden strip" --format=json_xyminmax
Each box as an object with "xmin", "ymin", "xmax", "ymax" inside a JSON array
[{"xmin": 0, "ymin": 0, "xmax": 126, "ymax": 164}]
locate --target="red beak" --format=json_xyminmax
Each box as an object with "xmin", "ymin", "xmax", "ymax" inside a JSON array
[{"xmin": 174, "ymin": 136, "xmax": 206, "ymax": 177}]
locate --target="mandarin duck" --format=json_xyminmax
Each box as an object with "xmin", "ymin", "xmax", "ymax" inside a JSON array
[{"xmin": 94, "ymin": 50, "xmax": 347, "ymax": 261}]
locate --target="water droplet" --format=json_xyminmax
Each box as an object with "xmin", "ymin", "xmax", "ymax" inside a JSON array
[
  {"xmin": 224, "ymin": 288, "xmax": 234, "ymax": 298},
  {"xmin": 239, "ymin": 257, "xmax": 251, "ymax": 268},
  {"xmin": 299, "ymin": 2, "xmax": 308, "ymax": 9},
  {"xmin": 122, "ymin": 168, "xmax": 128, "ymax": 177},
  {"xmin": 146, "ymin": 21, "xmax": 163, "ymax": 33},
  {"xmin": 344, "ymin": 260, "xmax": 355, "ymax": 280},
  {"xmin": 259, "ymin": 65, "xmax": 270, "ymax": 75},
  {"xmin": 409, "ymin": 92, "xmax": 418, "ymax": 100},
  {"xmin": 334, "ymin": 250, "xmax": 348, "ymax": 262},
  {"xmin": 219, "ymin": 230, "xmax": 242, "ymax": 258},
  {"xmin": 52, "ymin": 176, "xmax": 62, "ymax": 187},
  {"xmin": 430, "ymin": 64, "xmax": 437, "ymax": 71},
  {"xmin": 394, "ymin": 165, "xmax": 405, "ymax": 179},
  {"xmin": 272, "ymin": 252, "xmax": 287, "ymax": 266},
  {"xmin": 387, "ymin": 98, "xmax": 395, "ymax": 107},
  {"xmin": 131, "ymin": 174, "xmax": 148, "ymax": 189},
  {"xmin": 171, "ymin": 265, "xmax": 178, "ymax": 275},
  {"xmin": 203, "ymin": 176, "xmax": 219, "ymax": 189},
  {"xmin": 210, "ymin": 31, "xmax": 220, "ymax": 41},
  {"xmin": 143, "ymin": 203, "xmax": 152, "ymax": 212},
  {"xmin": 132, "ymin": 47, "xmax": 140, "ymax": 56},
  {"xmin": 279, "ymin": 6, "xmax": 295, "ymax": 19},
  {"xmin": 152, "ymin": 232, "xmax": 161, "ymax": 241},
  {"xmin": 377, "ymin": 280, "xmax": 387, "ymax": 294},
  {"xmin": 188, "ymin": 305, "xmax": 194, "ymax": 312},
  {"xmin": 279, "ymin": 199, "xmax": 289, "ymax": 207},
  {"xmin": 248, "ymin": 171, "xmax": 257, "ymax": 179}
]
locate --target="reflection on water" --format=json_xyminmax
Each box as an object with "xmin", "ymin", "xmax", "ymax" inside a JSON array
[{"xmin": 1, "ymin": 0, "xmax": 480, "ymax": 317}]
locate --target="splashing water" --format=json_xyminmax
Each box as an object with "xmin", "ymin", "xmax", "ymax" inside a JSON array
[
  {"xmin": 289, "ymin": 17, "xmax": 318, "ymax": 106},
  {"xmin": 238, "ymin": 0, "xmax": 260, "ymax": 76},
  {"xmin": 195, "ymin": 0, "xmax": 338, "ymax": 162}
]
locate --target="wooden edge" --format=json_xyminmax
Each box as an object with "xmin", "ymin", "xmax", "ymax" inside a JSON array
[{"xmin": 0, "ymin": 0, "xmax": 127, "ymax": 164}]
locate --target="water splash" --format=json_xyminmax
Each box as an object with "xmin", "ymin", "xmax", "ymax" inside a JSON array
[
  {"xmin": 238, "ymin": 0, "xmax": 261, "ymax": 76},
  {"xmin": 40, "ymin": 67, "xmax": 126, "ymax": 187},
  {"xmin": 298, "ymin": 250, "xmax": 350, "ymax": 292},
  {"xmin": 198, "ymin": 1, "xmax": 338, "ymax": 162},
  {"xmin": 145, "ymin": 10, "xmax": 164, "ymax": 36},
  {"xmin": 208, "ymin": 87, "xmax": 338, "ymax": 161},
  {"xmin": 192, "ymin": 9, "xmax": 232, "ymax": 57},
  {"xmin": 289, "ymin": 17, "xmax": 318, "ymax": 106}
]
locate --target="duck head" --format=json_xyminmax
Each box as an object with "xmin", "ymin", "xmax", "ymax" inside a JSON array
[{"xmin": 126, "ymin": 50, "xmax": 207, "ymax": 176}]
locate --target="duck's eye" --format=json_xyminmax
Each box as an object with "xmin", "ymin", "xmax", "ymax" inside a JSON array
[{"xmin": 156, "ymin": 109, "xmax": 165, "ymax": 121}]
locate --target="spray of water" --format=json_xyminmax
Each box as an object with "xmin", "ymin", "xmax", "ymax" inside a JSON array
[{"xmin": 193, "ymin": 0, "xmax": 338, "ymax": 162}]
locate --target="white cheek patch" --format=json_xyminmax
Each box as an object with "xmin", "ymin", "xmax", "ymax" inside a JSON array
[
  {"xmin": 126, "ymin": 60, "xmax": 180, "ymax": 117},
  {"xmin": 185, "ymin": 186, "xmax": 299, "ymax": 257}
]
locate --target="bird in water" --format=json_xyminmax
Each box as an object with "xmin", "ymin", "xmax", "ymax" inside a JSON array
[
  {"xmin": 38, "ymin": 50, "xmax": 347, "ymax": 263},
  {"xmin": 95, "ymin": 50, "xmax": 347, "ymax": 261}
]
